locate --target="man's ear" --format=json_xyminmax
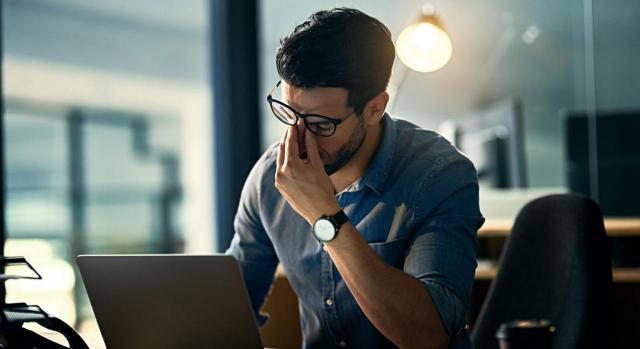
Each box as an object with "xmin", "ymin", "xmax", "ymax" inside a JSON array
[{"xmin": 362, "ymin": 91, "xmax": 389, "ymax": 126}]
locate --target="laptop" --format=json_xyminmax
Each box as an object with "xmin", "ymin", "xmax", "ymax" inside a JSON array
[{"xmin": 76, "ymin": 254, "xmax": 264, "ymax": 349}]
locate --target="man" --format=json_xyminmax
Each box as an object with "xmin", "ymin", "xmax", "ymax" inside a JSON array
[{"xmin": 226, "ymin": 7, "xmax": 484, "ymax": 349}]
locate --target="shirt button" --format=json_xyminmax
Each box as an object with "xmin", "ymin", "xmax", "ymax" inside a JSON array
[
  {"xmin": 325, "ymin": 298, "xmax": 334, "ymax": 306},
  {"xmin": 339, "ymin": 340, "xmax": 347, "ymax": 347}
]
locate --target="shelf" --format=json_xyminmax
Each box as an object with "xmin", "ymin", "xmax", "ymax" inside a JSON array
[
  {"xmin": 478, "ymin": 218, "xmax": 640, "ymax": 237},
  {"xmin": 612, "ymin": 268, "xmax": 640, "ymax": 283},
  {"xmin": 474, "ymin": 266, "xmax": 498, "ymax": 280},
  {"xmin": 475, "ymin": 266, "xmax": 640, "ymax": 283}
]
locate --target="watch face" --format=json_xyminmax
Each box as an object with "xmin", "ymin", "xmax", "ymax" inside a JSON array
[{"xmin": 314, "ymin": 218, "xmax": 336, "ymax": 242}]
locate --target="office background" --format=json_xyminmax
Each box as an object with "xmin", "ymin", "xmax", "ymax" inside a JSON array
[{"xmin": 2, "ymin": 0, "xmax": 639, "ymax": 341}]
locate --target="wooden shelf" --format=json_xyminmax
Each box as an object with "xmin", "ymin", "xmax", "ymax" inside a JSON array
[
  {"xmin": 478, "ymin": 218, "xmax": 640, "ymax": 237},
  {"xmin": 611, "ymin": 268, "xmax": 640, "ymax": 283},
  {"xmin": 475, "ymin": 266, "xmax": 640, "ymax": 283},
  {"xmin": 474, "ymin": 267, "xmax": 498, "ymax": 280}
]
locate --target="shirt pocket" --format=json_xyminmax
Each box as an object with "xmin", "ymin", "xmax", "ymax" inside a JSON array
[{"xmin": 367, "ymin": 237, "xmax": 410, "ymax": 269}]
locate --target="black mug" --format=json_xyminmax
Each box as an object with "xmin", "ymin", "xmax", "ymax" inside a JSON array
[{"xmin": 495, "ymin": 319, "xmax": 555, "ymax": 349}]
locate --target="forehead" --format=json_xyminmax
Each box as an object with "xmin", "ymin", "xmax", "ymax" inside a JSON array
[{"xmin": 280, "ymin": 81, "xmax": 350, "ymax": 114}]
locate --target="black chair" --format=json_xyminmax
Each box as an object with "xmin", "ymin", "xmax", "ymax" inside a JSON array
[{"xmin": 472, "ymin": 194, "xmax": 612, "ymax": 348}]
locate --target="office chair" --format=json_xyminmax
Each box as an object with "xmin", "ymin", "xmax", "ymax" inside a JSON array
[{"xmin": 471, "ymin": 194, "xmax": 612, "ymax": 348}]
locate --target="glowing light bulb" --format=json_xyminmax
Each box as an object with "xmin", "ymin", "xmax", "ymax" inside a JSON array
[{"xmin": 396, "ymin": 21, "xmax": 453, "ymax": 73}]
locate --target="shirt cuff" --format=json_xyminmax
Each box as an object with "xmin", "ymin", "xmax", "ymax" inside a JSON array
[{"xmin": 422, "ymin": 280, "xmax": 467, "ymax": 337}]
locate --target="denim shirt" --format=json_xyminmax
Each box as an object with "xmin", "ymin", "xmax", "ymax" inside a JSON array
[{"xmin": 226, "ymin": 113, "xmax": 484, "ymax": 348}]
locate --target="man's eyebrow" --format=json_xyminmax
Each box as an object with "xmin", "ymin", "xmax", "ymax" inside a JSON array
[{"xmin": 282, "ymin": 98, "xmax": 333, "ymax": 114}]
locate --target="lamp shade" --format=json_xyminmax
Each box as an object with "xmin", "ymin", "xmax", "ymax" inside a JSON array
[{"xmin": 396, "ymin": 18, "xmax": 453, "ymax": 73}]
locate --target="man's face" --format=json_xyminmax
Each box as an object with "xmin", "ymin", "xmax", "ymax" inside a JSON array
[{"xmin": 281, "ymin": 82, "xmax": 367, "ymax": 175}]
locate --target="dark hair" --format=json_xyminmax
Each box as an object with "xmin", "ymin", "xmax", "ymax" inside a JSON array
[{"xmin": 276, "ymin": 8, "xmax": 395, "ymax": 115}]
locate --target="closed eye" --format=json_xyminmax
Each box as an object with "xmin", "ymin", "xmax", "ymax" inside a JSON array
[{"xmin": 307, "ymin": 122, "xmax": 334, "ymax": 131}]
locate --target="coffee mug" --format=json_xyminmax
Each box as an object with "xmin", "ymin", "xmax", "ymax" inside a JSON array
[{"xmin": 495, "ymin": 319, "xmax": 556, "ymax": 349}]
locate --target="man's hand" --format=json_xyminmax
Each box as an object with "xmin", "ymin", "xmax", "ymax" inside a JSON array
[{"xmin": 275, "ymin": 125, "xmax": 340, "ymax": 225}]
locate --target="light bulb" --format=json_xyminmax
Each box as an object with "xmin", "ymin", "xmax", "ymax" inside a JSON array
[{"xmin": 396, "ymin": 21, "xmax": 453, "ymax": 73}]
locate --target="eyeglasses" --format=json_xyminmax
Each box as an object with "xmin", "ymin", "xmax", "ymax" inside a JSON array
[{"xmin": 266, "ymin": 81, "xmax": 356, "ymax": 137}]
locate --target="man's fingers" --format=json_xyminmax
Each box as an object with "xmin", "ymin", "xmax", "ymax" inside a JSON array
[
  {"xmin": 284, "ymin": 125, "xmax": 299, "ymax": 164},
  {"xmin": 276, "ymin": 129, "xmax": 287, "ymax": 170},
  {"xmin": 305, "ymin": 128, "xmax": 322, "ymax": 167}
]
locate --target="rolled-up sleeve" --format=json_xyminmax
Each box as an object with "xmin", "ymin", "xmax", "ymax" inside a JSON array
[{"xmin": 403, "ymin": 158, "xmax": 484, "ymax": 336}]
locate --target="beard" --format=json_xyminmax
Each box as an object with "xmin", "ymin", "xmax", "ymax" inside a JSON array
[{"xmin": 320, "ymin": 117, "xmax": 367, "ymax": 176}]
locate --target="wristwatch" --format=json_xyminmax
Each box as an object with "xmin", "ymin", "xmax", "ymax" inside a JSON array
[{"xmin": 312, "ymin": 210, "xmax": 349, "ymax": 243}]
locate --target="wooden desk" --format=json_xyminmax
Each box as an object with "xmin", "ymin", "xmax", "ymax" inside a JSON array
[
  {"xmin": 479, "ymin": 217, "xmax": 640, "ymax": 237},
  {"xmin": 475, "ymin": 265, "xmax": 640, "ymax": 283},
  {"xmin": 476, "ymin": 217, "xmax": 640, "ymax": 283}
]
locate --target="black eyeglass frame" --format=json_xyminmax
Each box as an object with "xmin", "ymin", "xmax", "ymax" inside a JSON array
[{"xmin": 266, "ymin": 81, "xmax": 357, "ymax": 137}]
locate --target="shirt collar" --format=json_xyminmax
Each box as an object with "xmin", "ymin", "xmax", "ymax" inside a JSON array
[{"xmin": 354, "ymin": 112, "xmax": 396, "ymax": 195}]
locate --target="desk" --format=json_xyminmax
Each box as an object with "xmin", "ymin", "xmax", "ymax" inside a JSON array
[
  {"xmin": 479, "ymin": 217, "xmax": 640, "ymax": 237},
  {"xmin": 476, "ymin": 217, "xmax": 640, "ymax": 283}
]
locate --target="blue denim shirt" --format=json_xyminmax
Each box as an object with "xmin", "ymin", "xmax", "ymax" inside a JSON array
[{"xmin": 226, "ymin": 113, "xmax": 484, "ymax": 348}]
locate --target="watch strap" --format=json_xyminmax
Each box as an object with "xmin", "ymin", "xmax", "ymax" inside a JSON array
[{"xmin": 326, "ymin": 210, "xmax": 349, "ymax": 230}]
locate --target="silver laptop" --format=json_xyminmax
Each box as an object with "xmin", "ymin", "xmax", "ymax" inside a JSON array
[{"xmin": 76, "ymin": 254, "xmax": 264, "ymax": 349}]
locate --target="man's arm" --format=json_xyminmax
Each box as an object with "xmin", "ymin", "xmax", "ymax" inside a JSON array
[
  {"xmin": 226, "ymin": 148, "xmax": 280, "ymax": 326},
  {"xmin": 322, "ymin": 166, "xmax": 483, "ymax": 348},
  {"xmin": 324, "ymin": 222, "xmax": 450, "ymax": 349}
]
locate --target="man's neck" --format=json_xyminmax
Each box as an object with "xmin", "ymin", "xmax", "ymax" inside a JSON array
[{"xmin": 330, "ymin": 121, "xmax": 384, "ymax": 194}]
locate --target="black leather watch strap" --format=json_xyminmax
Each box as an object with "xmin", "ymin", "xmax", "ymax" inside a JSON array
[{"xmin": 325, "ymin": 210, "xmax": 349, "ymax": 230}]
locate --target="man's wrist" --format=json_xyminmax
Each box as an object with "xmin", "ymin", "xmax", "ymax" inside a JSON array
[
  {"xmin": 323, "ymin": 220, "xmax": 357, "ymax": 251},
  {"xmin": 309, "ymin": 200, "xmax": 341, "ymax": 225}
]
